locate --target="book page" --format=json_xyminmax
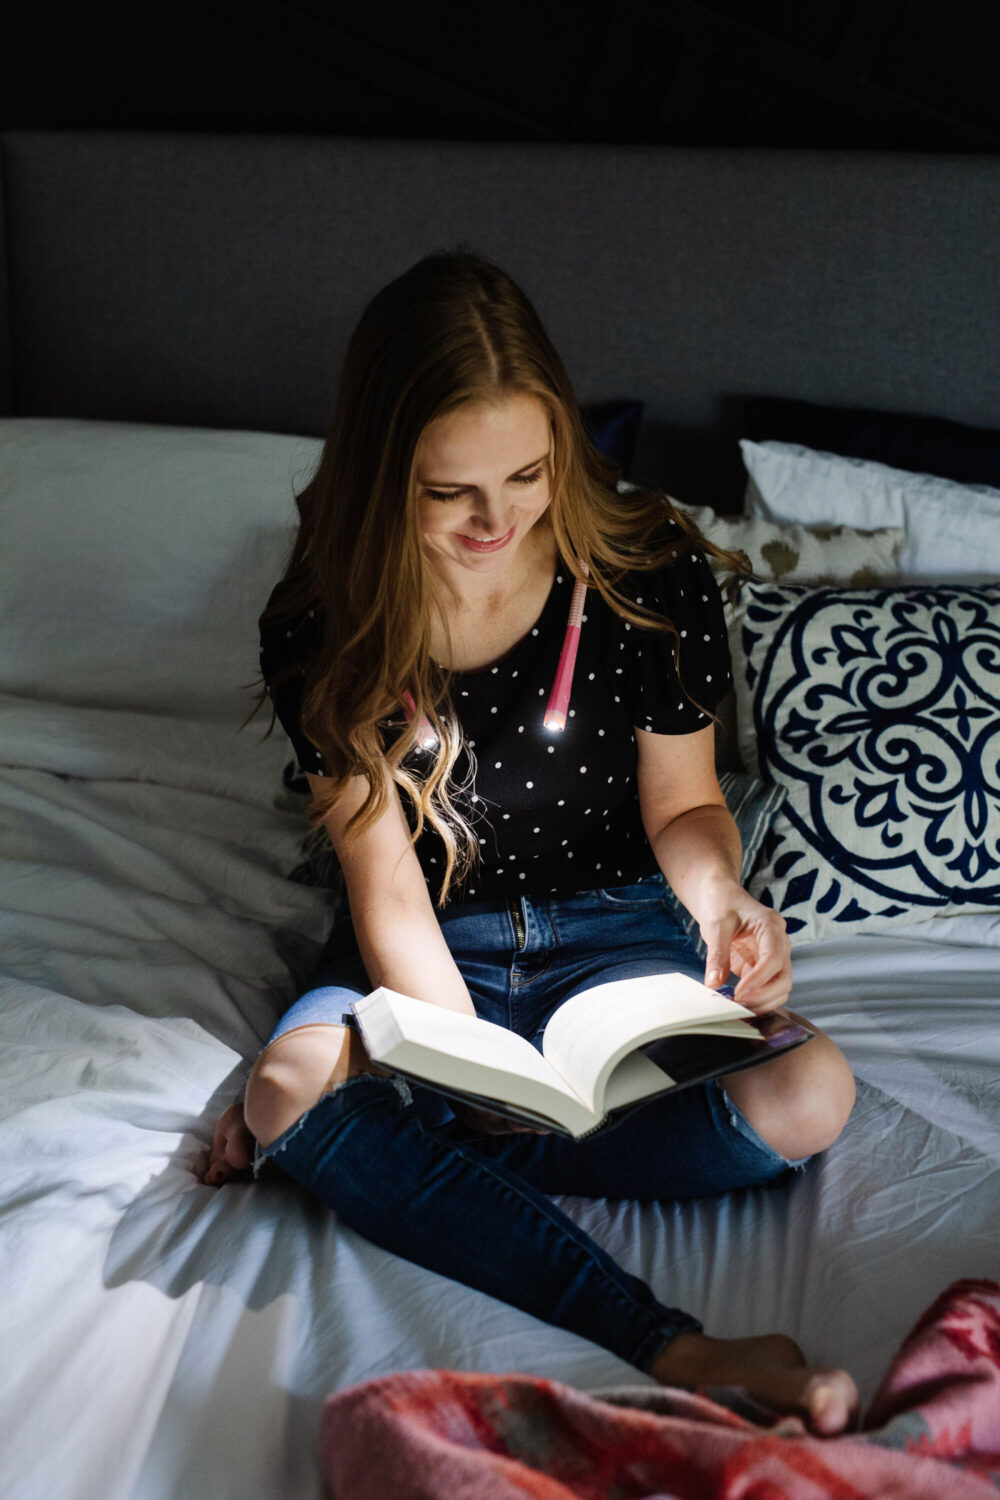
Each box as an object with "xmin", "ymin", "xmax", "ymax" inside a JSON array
[
  {"xmin": 353, "ymin": 988, "xmax": 596, "ymax": 1135},
  {"xmin": 600, "ymin": 1050, "xmax": 675, "ymax": 1112},
  {"xmin": 541, "ymin": 973, "xmax": 754, "ymax": 1114}
]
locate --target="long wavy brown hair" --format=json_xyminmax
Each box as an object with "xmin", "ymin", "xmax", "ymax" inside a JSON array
[{"xmin": 241, "ymin": 247, "xmax": 750, "ymax": 905}]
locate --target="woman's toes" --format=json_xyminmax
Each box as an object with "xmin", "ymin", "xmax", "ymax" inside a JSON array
[
  {"xmin": 803, "ymin": 1371, "xmax": 859, "ymax": 1436},
  {"xmin": 225, "ymin": 1136, "xmax": 253, "ymax": 1172}
]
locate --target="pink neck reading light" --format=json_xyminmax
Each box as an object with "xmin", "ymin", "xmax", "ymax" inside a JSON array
[
  {"xmin": 543, "ymin": 560, "xmax": 589, "ymax": 733},
  {"xmin": 401, "ymin": 690, "xmax": 439, "ymax": 751},
  {"xmin": 402, "ymin": 560, "xmax": 589, "ymax": 750}
]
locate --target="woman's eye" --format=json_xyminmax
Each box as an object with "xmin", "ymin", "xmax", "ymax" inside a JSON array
[{"xmin": 425, "ymin": 468, "xmax": 544, "ymax": 502}]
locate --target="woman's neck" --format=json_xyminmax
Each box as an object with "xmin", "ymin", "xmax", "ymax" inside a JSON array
[
  {"xmin": 428, "ymin": 527, "xmax": 558, "ymax": 672},
  {"xmin": 447, "ymin": 523, "xmax": 556, "ymax": 614}
]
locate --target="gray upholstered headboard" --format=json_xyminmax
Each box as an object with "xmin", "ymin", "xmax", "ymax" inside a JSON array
[{"xmin": 1, "ymin": 130, "xmax": 998, "ymax": 510}]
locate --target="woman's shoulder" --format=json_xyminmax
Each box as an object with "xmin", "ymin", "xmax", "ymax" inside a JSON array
[
  {"xmin": 259, "ymin": 579, "xmax": 324, "ymax": 681},
  {"xmin": 612, "ymin": 509, "xmax": 704, "ymax": 601},
  {"xmin": 599, "ymin": 503, "xmax": 725, "ymax": 652}
]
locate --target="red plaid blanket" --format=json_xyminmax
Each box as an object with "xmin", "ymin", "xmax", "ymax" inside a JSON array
[{"xmin": 321, "ymin": 1279, "xmax": 1000, "ymax": 1498}]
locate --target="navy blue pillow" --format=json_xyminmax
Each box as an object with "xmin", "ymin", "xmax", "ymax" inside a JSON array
[
  {"xmin": 742, "ymin": 396, "xmax": 1000, "ymax": 491},
  {"xmin": 582, "ymin": 399, "xmax": 645, "ymax": 478}
]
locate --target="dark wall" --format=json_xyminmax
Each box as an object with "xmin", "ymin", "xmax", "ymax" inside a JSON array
[{"xmin": 3, "ymin": 0, "xmax": 998, "ymax": 149}]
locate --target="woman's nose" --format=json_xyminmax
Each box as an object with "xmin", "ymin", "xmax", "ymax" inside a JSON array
[{"xmin": 467, "ymin": 498, "xmax": 511, "ymax": 534}]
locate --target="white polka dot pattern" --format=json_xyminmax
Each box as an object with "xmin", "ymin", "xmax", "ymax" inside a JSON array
[{"xmin": 258, "ymin": 530, "xmax": 731, "ymax": 904}]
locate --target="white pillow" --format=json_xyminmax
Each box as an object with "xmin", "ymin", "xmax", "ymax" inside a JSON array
[
  {"xmin": 672, "ymin": 501, "xmax": 903, "ymax": 584},
  {"xmin": 740, "ymin": 439, "xmax": 1000, "ymax": 582},
  {"xmin": 0, "ymin": 418, "xmax": 323, "ymax": 719}
]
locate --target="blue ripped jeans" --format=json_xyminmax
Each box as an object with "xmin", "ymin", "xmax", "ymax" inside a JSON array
[{"xmin": 253, "ymin": 876, "xmax": 810, "ymax": 1373}]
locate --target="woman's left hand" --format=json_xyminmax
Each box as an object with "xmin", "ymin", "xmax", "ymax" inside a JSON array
[
  {"xmin": 452, "ymin": 1103, "xmax": 550, "ymax": 1136},
  {"xmin": 699, "ymin": 884, "xmax": 792, "ymax": 1015}
]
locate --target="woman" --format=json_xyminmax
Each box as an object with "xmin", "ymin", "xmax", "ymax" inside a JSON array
[{"xmin": 202, "ymin": 248, "xmax": 858, "ymax": 1433}]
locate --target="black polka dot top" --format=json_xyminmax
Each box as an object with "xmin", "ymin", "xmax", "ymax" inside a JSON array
[{"xmin": 259, "ymin": 521, "xmax": 732, "ymax": 906}]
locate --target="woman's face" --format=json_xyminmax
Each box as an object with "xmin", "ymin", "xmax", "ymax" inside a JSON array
[{"xmin": 414, "ymin": 393, "xmax": 553, "ymax": 587}]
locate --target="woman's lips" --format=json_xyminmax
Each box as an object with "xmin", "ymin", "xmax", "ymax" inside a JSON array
[{"xmin": 457, "ymin": 525, "xmax": 515, "ymax": 554}]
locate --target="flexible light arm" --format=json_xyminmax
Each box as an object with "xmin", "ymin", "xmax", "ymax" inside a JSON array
[
  {"xmin": 401, "ymin": 557, "xmax": 590, "ymax": 745},
  {"xmin": 544, "ymin": 560, "xmax": 589, "ymax": 733}
]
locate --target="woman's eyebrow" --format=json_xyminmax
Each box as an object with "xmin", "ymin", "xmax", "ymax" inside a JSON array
[{"xmin": 420, "ymin": 452, "xmax": 549, "ymax": 488}]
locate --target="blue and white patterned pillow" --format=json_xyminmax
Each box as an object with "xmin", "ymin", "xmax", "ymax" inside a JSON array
[{"xmin": 732, "ymin": 579, "xmax": 1000, "ymax": 942}]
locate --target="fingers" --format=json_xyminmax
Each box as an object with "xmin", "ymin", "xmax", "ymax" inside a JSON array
[
  {"xmin": 479, "ymin": 1112, "xmax": 533, "ymax": 1135},
  {"xmin": 702, "ymin": 903, "xmax": 791, "ymax": 1014},
  {"xmin": 703, "ymin": 920, "xmax": 739, "ymax": 994},
  {"xmin": 457, "ymin": 1105, "xmax": 549, "ymax": 1136},
  {"xmin": 733, "ymin": 972, "xmax": 788, "ymax": 1013},
  {"xmin": 703, "ymin": 948, "xmax": 732, "ymax": 990},
  {"xmin": 731, "ymin": 922, "xmax": 792, "ymax": 1012}
]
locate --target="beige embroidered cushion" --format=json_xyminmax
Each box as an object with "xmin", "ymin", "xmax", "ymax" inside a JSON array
[{"xmin": 672, "ymin": 500, "xmax": 904, "ymax": 585}]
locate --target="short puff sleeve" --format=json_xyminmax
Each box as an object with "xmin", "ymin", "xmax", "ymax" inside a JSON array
[
  {"xmin": 258, "ymin": 593, "xmax": 332, "ymax": 777},
  {"xmin": 619, "ymin": 540, "xmax": 732, "ymax": 735}
]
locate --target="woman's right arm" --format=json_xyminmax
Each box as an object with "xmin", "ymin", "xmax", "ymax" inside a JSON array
[
  {"xmin": 199, "ymin": 768, "xmax": 477, "ymax": 1185},
  {"xmin": 199, "ymin": 766, "xmax": 529, "ymax": 1184},
  {"xmin": 307, "ymin": 771, "xmax": 477, "ymax": 1017},
  {"xmin": 317, "ymin": 771, "xmax": 541, "ymax": 1133}
]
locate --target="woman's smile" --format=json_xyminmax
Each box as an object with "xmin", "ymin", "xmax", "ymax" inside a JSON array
[
  {"xmin": 456, "ymin": 525, "xmax": 516, "ymax": 554},
  {"xmin": 414, "ymin": 393, "xmax": 554, "ymax": 588}
]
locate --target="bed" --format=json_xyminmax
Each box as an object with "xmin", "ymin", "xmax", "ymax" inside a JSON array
[{"xmin": 2, "ymin": 129, "xmax": 999, "ymax": 1499}]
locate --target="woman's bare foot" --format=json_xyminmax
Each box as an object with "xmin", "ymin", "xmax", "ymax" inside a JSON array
[
  {"xmin": 198, "ymin": 1099, "xmax": 288, "ymax": 1185},
  {"xmin": 651, "ymin": 1332, "xmax": 859, "ymax": 1437}
]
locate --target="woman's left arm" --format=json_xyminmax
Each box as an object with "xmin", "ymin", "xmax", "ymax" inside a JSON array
[{"xmin": 635, "ymin": 723, "xmax": 791, "ymax": 1014}]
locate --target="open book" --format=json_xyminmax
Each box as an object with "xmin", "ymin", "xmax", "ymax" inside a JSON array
[{"xmin": 350, "ymin": 973, "xmax": 812, "ymax": 1139}]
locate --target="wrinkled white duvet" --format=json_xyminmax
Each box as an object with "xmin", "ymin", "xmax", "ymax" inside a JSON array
[{"xmin": 2, "ymin": 700, "xmax": 999, "ymax": 1500}]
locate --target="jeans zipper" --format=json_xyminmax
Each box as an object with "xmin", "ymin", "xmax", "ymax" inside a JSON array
[{"xmin": 509, "ymin": 897, "xmax": 526, "ymax": 951}]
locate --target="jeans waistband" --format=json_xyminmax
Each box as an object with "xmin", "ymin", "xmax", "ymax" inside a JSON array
[{"xmin": 321, "ymin": 874, "xmax": 678, "ymax": 962}]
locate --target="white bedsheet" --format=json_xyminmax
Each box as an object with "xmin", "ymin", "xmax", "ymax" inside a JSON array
[{"xmin": 2, "ymin": 703, "xmax": 999, "ymax": 1500}]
